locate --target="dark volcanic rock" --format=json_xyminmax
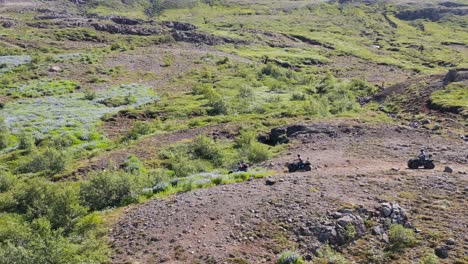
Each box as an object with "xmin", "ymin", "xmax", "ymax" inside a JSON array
[
  {"xmin": 162, "ymin": 21, "xmax": 197, "ymax": 31},
  {"xmin": 172, "ymin": 30, "xmax": 245, "ymax": 45},
  {"xmin": 395, "ymin": 8, "xmax": 468, "ymax": 22},
  {"xmin": 111, "ymin": 16, "xmax": 142, "ymax": 25},
  {"xmin": 92, "ymin": 23, "xmax": 160, "ymax": 36}
]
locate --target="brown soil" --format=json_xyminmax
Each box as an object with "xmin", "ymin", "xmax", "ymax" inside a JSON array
[{"xmin": 110, "ymin": 122, "xmax": 468, "ymax": 263}]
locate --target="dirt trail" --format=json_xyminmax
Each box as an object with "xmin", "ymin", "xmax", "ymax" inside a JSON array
[{"xmin": 110, "ymin": 122, "xmax": 468, "ymax": 263}]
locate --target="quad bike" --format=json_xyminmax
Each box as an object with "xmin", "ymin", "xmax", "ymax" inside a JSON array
[
  {"xmin": 407, "ymin": 155, "xmax": 435, "ymax": 170},
  {"xmin": 288, "ymin": 161, "xmax": 312, "ymax": 173}
]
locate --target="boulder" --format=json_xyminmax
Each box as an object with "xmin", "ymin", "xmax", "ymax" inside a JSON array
[
  {"xmin": 49, "ymin": 66, "xmax": 62, "ymax": 72},
  {"xmin": 443, "ymin": 166, "xmax": 453, "ymax": 173},
  {"xmin": 435, "ymin": 246, "xmax": 449, "ymax": 259}
]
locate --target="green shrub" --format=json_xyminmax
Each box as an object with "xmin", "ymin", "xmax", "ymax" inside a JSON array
[
  {"xmin": 162, "ymin": 54, "xmax": 173, "ymax": 67},
  {"xmin": 0, "ymin": 215, "xmax": 108, "ymax": 264},
  {"xmin": 0, "ymin": 116, "xmax": 10, "ymax": 150},
  {"xmin": 124, "ymin": 121, "xmax": 155, "ymax": 141},
  {"xmin": 306, "ymin": 97, "xmax": 330, "ymax": 117},
  {"xmin": 419, "ymin": 252, "xmax": 439, "ymax": 264},
  {"xmin": 50, "ymin": 133, "xmax": 78, "ymax": 149},
  {"xmin": 238, "ymin": 85, "xmax": 254, "ymax": 99},
  {"xmin": 291, "ymin": 92, "xmax": 306, "ymax": 101},
  {"xmin": 277, "ymin": 251, "xmax": 304, "ymax": 264},
  {"xmin": 191, "ymin": 135, "xmax": 223, "ymax": 165},
  {"xmin": 0, "ymin": 170, "xmax": 15, "ymax": 193},
  {"xmin": 11, "ymin": 179, "xmax": 87, "ymax": 232},
  {"xmin": 123, "ymin": 155, "xmax": 146, "ymax": 174},
  {"xmin": 315, "ymin": 245, "xmax": 348, "ymax": 264},
  {"xmin": 348, "ymin": 78, "xmax": 377, "ymax": 97},
  {"xmin": 83, "ymin": 89, "xmax": 97, "ymax": 100},
  {"xmin": 235, "ymin": 131, "xmax": 271, "ymax": 163},
  {"xmin": 388, "ymin": 224, "xmax": 416, "ymax": 251},
  {"xmin": 17, "ymin": 132, "xmax": 35, "ymax": 152},
  {"xmin": 165, "ymin": 150, "xmax": 208, "ymax": 177},
  {"xmin": 16, "ymin": 148, "xmax": 69, "ymax": 175},
  {"xmin": 207, "ymin": 94, "xmax": 229, "ymax": 115},
  {"xmin": 80, "ymin": 170, "xmax": 141, "ymax": 210}
]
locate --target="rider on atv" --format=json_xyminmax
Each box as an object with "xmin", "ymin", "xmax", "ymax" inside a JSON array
[
  {"xmin": 418, "ymin": 149, "xmax": 426, "ymax": 161},
  {"xmin": 408, "ymin": 148, "xmax": 435, "ymax": 170}
]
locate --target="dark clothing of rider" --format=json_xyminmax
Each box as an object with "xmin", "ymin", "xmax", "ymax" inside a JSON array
[{"xmin": 418, "ymin": 150, "xmax": 426, "ymax": 161}]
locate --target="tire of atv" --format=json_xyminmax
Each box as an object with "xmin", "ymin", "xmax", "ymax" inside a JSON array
[
  {"xmin": 303, "ymin": 165, "xmax": 312, "ymax": 171},
  {"xmin": 408, "ymin": 159, "xmax": 419, "ymax": 169},
  {"xmin": 424, "ymin": 162, "xmax": 435, "ymax": 170}
]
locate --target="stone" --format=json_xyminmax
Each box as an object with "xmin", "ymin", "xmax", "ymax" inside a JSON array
[
  {"xmin": 443, "ymin": 166, "xmax": 453, "ymax": 173},
  {"xmin": 265, "ymin": 179, "xmax": 276, "ymax": 186},
  {"xmin": 331, "ymin": 212, "xmax": 343, "ymax": 219},
  {"xmin": 49, "ymin": 66, "xmax": 61, "ymax": 72},
  {"xmin": 446, "ymin": 238, "xmax": 456, "ymax": 245},
  {"xmin": 372, "ymin": 225, "xmax": 385, "ymax": 235},
  {"xmin": 435, "ymin": 246, "xmax": 449, "ymax": 259},
  {"xmin": 380, "ymin": 203, "xmax": 392, "ymax": 217}
]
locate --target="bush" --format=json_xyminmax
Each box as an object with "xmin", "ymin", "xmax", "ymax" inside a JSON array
[
  {"xmin": 388, "ymin": 224, "xmax": 416, "ymax": 251},
  {"xmin": 0, "ymin": 116, "xmax": 10, "ymax": 150},
  {"xmin": 277, "ymin": 251, "xmax": 304, "ymax": 264},
  {"xmin": 11, "ymin": 179, "xmax": 87, "ymax": 232},
  {"xmin": 17, "ymin": 132, "xmax": 35, "ymax": 152},
  {"xmin": 80, "ymin": 170, "xmax": 141, "ymax": 210},
  {"xmin": 123, "ymin": 155, "xmax": 146, "ymax": 174},
  {"xmin": 16, "ymin": 148, "xmax": 69, "ymax": 175},
  {"xmin": 191, "ymin": 135, "xmax": 223, "ymax": 165},
  {"xmin": 165, "ymin": 150, "xmax": 208, "ymax": 177},
  {"xmin": 124, "ymin": 121, "xmax": 155, "ymax": 141},
  {"xmin": 235, "ymin": 131, "xmax": 271, "ymax": 163},
  {"xmin": 50, "ymin": 133, "xmax": 77, "ymax": 149},
  {"xmin": 0, "ymin": 215, "xmax": 108, "ymax": 264},
  {"xmin": 207, "ymin": 94, "xmax": 229, "ymax": 115},
  {"xmin": 348, "ymin": 78, "xmax": 377, "ymax": 97},
  {"xmin": 291, "ymin": 92, "xmax": 306, "ymax": 101},
  {"xmin": 315, "ymin": 245, "xmax": 348, "ymax": 264},
  {"xmin": 83, "ymin": 89, "xmax": 97, "ymax": 100},
  {"xmin": 419, "ymin": 252, "xmax": 438, "ymax": 264},
  {"xmin": 0, "ymin": 170, "xmax": 15, "ymax": 193},
  {"xmin": 238, "ymin": 85, "xmax": 254, "ymax": 99},
  {"xmin": 306, "ymin": 97, "xmax": 330, "ymax": 117}
]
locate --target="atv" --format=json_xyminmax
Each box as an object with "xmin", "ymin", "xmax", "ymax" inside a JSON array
[
  {"xmin": 287, "ymin": 161, "xmax": 312, "ymax": 173},
  {"xmin": 407, "ymin": 155, "xmax": 435, "ymax": 170}
]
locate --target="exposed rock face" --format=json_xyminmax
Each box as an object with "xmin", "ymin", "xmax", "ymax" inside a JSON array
[
  {"xmin": 316, "ymin": 213, "xmax": 366, "ymax": 246},
  {"xmin": 92, "ymin": 23, "xmax": 160, "ymax": 36},
  {"xmin": 378, "ymin": 202, "xmax": 410, "ymax": 226},
  {"xmin": 1, "ymin": 21, "xmax": 15, "ymax": 28},
  {"xmin": 172, "ymin": 30, "xmax": 245, "ymax": 45},
  {"xmin": 395, "ymin": 8, "xmax": 468, "ymax": 22},
  {"xmin": 162, "ymin": 21, "xmax": 197, "ymax": 31},
  {"xmin": 111, "ymin": 16, "xmax": 142, "ymax": 25},
  {"xmin": 443, "ymin": 68, "xmax": 468, "ymax": 85},
  {"xmin": 257, "ymin": 124, "xmax": 365, "ymax": 146}
]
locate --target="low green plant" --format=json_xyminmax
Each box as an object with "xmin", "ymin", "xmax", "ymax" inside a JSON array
[
  {"xmin": 80, "ymin": 170, "xmax": 141, "ymax": 210},
  {"xmin": 123, "ymin": 155, "xmax": 146, "ymax": 174},
  {"xmin": 315, "ymin": 245, "xmax": 348, "ymax": 264},
  {"xmin": 388, "ymin": 224, "xmax": 416, "ymax": 252},
  {"xmin": 277, "ymin": 251, "xmax": 304, "ymax": 264},
  {"xmin": 17, "ymin": 132, "xmax": 35, "ymax": 152},
  {"xmin": 0, "ymin": 117, "xmax": 10, "ymax": 150},
  {"xmin": 124, "ymin": 121, "xmax": 155, "ymax": 141},
  {"xmin": 0, "ymin": 170, "xmax": 15, "ymax": 193},
  {"xmin": 16, "ymin": 148, "xmax": 69, "ymax": 175},
  {"xmin": 419, "ymin": 252, "xmax": 439, "ymax": 264},
  {"xmin": 235, "ymin": 130, "xmax": 271, "ymax": 163},
  {"xmin": 191, "ymin": 135, "xmax": 223, "ymax": 165}
]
